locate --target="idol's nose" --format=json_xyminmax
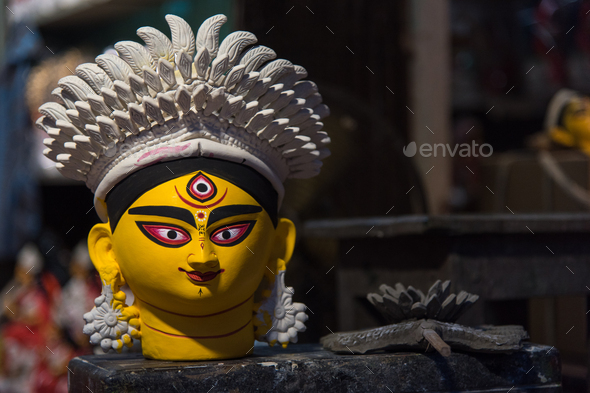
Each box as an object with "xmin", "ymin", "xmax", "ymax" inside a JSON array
[{"xmin": 187, "ymin": 252, "xmax": 218, "ymax": 269}]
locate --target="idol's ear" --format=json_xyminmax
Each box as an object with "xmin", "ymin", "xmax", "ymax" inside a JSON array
[
  {"xmin": 85, "ymin": 223, "xmax": 136, "ymax": 352},
  {"xmin": 88, "ymin": 223, "xmax": 125, "ymax": 291},
  {"xmin": 270, "ymin": 218, "xmax": 297, "ymax": 268}
]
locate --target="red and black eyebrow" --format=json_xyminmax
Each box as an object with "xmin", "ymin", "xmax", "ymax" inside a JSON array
[
  {"xmin": 128, "ymin": 206, "xmax": 196, "ymax": 228},
  {"xmin": 207, "ymin": 205, "xmax": 262, "ymax": 227}
]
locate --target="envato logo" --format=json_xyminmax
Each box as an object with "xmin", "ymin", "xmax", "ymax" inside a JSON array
[{"xmin": 403, "ymin": 141, "xmax": 493, "ymax": 158}]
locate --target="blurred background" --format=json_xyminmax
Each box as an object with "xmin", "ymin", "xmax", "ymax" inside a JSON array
[{"xmin": 1, "ymin": 0, "xmax": 590, "ymax": 392}]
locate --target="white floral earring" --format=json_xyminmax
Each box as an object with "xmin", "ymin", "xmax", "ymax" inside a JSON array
[
  {"xmin": 254, "ymin": 268, "xmax": 308, "ymax": 348},
  {"xmin": 82, "ymin": 280, "xmax": 136, "ymax": 352}
]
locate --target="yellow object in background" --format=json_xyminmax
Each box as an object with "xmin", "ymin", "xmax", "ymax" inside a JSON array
[{"xmin": 546, "ymin": 89, "xmax": 590, "ymax": 156}]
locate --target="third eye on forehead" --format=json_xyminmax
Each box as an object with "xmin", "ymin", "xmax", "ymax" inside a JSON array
[{"xmin": 187, "ymin": 172, "xmax": 217, "ymax": 202}]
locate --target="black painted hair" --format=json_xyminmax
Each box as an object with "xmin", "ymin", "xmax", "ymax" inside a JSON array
[{"xmin": 105, "ymin": 157, "xmax": 278, "ymax": 232}]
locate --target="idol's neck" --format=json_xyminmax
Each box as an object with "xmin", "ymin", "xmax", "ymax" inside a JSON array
[{"xmin": 137, "ymin": 294, "xmax": 256, "ymax": 360}]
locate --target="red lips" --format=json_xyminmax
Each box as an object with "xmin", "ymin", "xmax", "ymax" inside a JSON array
[{"xmin": 178, "ymin": 267, "xmax": 225, "ymax": 282}]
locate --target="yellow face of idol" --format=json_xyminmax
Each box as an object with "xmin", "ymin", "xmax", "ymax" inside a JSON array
[
  {"xmin": 562, "ymin": 96, "xmax": 590, "ymax": 143},
  {"xmin": 109, "ymin": 171, "xmax": 277, "ymax": 315}
]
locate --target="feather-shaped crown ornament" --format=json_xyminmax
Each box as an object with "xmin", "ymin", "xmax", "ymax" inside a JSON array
[{"xmin": 37, "ymin": 14, "xmax": 330, "ymax": 222}]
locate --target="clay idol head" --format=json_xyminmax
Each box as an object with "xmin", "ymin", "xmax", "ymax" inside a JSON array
[{"xmin": 36, "ymin": 14, "xmax": 330, "ymax": 361}]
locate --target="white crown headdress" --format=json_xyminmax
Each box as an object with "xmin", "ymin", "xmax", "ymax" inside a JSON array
[{"xmin": 37, "ymin": 14, "xmax": 330, "ymax": 221}]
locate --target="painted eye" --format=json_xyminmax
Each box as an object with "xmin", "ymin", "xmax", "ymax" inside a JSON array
[
  {"xmin": 136, "ymin": 222, "xmax": 192, "ymax": 248},
  {"xmin": 210, "ymin": 221, "xmax": 255, "ymax": 247},
  {"xmin": 187, "ymin": 173, "xmax": 217, "ymax": 202}
]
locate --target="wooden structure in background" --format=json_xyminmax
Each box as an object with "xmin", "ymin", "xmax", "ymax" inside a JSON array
[
  {"xmin": 407, "ymin": 0, "xmax": 452, "ymax": 213},
  {"xmin": 304, "ymin": 213, "xmax": 589, "ymax": 390}
]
